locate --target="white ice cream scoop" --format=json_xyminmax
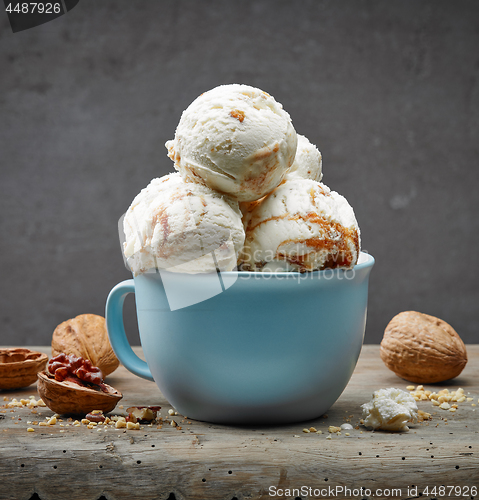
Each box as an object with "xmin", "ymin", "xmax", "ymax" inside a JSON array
[
  {"xmin": 122, "ymin": 173, "xmax": 245, "ymax": 275},
  {"xmin": 239, "ymin": 178, "xmax": 360, "ymax": 272},
  {"xmin": 166, "ymin": 84, "xmax": 297, "ymax": 202}
]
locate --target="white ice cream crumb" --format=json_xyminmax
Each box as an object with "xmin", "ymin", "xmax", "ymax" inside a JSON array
[{"xmin": 361, "ymin": 388, "xmax": 418, "ymax": 432}]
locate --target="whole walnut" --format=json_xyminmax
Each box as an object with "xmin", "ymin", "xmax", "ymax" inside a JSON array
[
  {"xmin": 51, "ymin": 314, "xmax": 119, "ymax": 377},
  {"xmin": 380, "ymin": 311, "xmax": 467, "ymax": 384}
]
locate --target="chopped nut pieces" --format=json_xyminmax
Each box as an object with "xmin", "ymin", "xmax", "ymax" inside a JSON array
[
  {"xmin": 5, "ymin": 398, "xmax": 46, "ymax": 409},
  {"xmin": 407, "ymin": 385, "xmax": 469, "ymax": 410},
  {"xmin": 3, "ymin": 396, "xmax": 183, "ymax": 434}
]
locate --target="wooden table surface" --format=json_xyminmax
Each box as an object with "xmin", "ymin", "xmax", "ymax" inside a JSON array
[{"xmin": 1, "ymin": 346, "xmax": 478, "ymax": 500}]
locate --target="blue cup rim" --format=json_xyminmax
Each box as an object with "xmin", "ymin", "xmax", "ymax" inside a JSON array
[
  {"xmin": 133, "ymin": 251, "xmax": 375, "ymax": 279},
  {"xmin": 220, "ymin": 250, "xmax": 375, "ymax": 277}
]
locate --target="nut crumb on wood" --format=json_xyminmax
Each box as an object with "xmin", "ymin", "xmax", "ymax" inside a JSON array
[
  {"xmin": 417, "ymin": 410, "xmax": 431, "ymax": 422},
  {"xmin": 328, "ymin": 426, "xmax": 341, "ymax": 434},
  {"xmin": 115, "ymin": 419, "xmax": 127, "ymax": 429}
]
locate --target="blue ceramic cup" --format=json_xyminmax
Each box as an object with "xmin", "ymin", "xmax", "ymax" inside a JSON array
[{"xmin": 106, "ymin": 252, "xmax": 374, "ymax": 424}]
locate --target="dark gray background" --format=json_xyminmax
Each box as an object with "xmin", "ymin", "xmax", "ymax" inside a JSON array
[{"xmin": 1, "ymin": 0, "xmax": 478, "ymax": 346}]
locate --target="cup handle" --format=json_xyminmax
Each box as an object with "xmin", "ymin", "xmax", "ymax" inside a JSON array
[{"xmin": 105, "ymin": 279, "xmax": 154, "ymax": 382}]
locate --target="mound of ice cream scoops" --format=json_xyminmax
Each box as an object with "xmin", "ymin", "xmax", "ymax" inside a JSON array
[{"xmin": 123, "ymin": 84, "xmax": 360, "ymax": 274}]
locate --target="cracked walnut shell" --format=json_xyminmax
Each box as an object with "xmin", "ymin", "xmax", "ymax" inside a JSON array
[
  {"xmin": 51, "ymin": 314, "xmax": 119, "ymax": 377},
  {"xmin": 0, "ymin": 348, "xmax": 48, "ymax": 390},
  {"xmin": 37, "ymin": 371, "xmax": 122, "ymax": 415},
  {"xmin": 380, "ymin": 311, "xmax": 467, "ymax": 384}
]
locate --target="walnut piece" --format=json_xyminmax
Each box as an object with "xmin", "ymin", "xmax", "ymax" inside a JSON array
[
  {"xmin": 85, "ymin": 410, "xmax": 106, "ymax": 423},
  {"xmin": 126, "ymin": 406, "xmax": 160, "ymax": 422},
  {"xmin": 51, "ymin": 314, "xmax": 119, "ymax": 377},
  {"xmin": 37, "ymin": 354, "xmax": 122, "ymax": 415},
  {"xmin": 48, "ymin": 353, "xmax": 103, "ymax": 386},
  {"xmin": 380, "ymin": 311, "xmax": 467, "ymax": 384}
]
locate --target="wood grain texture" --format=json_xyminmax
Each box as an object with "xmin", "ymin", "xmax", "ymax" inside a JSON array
[{"xmin": 1, "ymin": 346, "xmax": 478, "ymax": 500}]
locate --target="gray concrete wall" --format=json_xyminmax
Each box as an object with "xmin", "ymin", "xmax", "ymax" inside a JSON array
[{"xmin": 1, "ymin": 0, "xmax": 478, "ymax": 345}]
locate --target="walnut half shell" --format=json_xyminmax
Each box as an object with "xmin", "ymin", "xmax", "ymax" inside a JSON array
[
  {"xmin": 0, "ymin": 348, "xmax": 48, "ymax": 390},
  {"xmin": 37, "ymin": 371, "xmax": 122, "ymax": 415}
]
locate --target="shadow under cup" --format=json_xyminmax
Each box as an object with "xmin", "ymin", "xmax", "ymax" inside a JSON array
[{"xmin": 106, "ymin": 252, "xmax": 374, "ymax": 424}]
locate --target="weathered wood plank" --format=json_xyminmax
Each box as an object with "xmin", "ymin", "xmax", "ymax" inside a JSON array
[{"xmin": 1, "ymin": 346, "xmax": 478, "ymax": 500}]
